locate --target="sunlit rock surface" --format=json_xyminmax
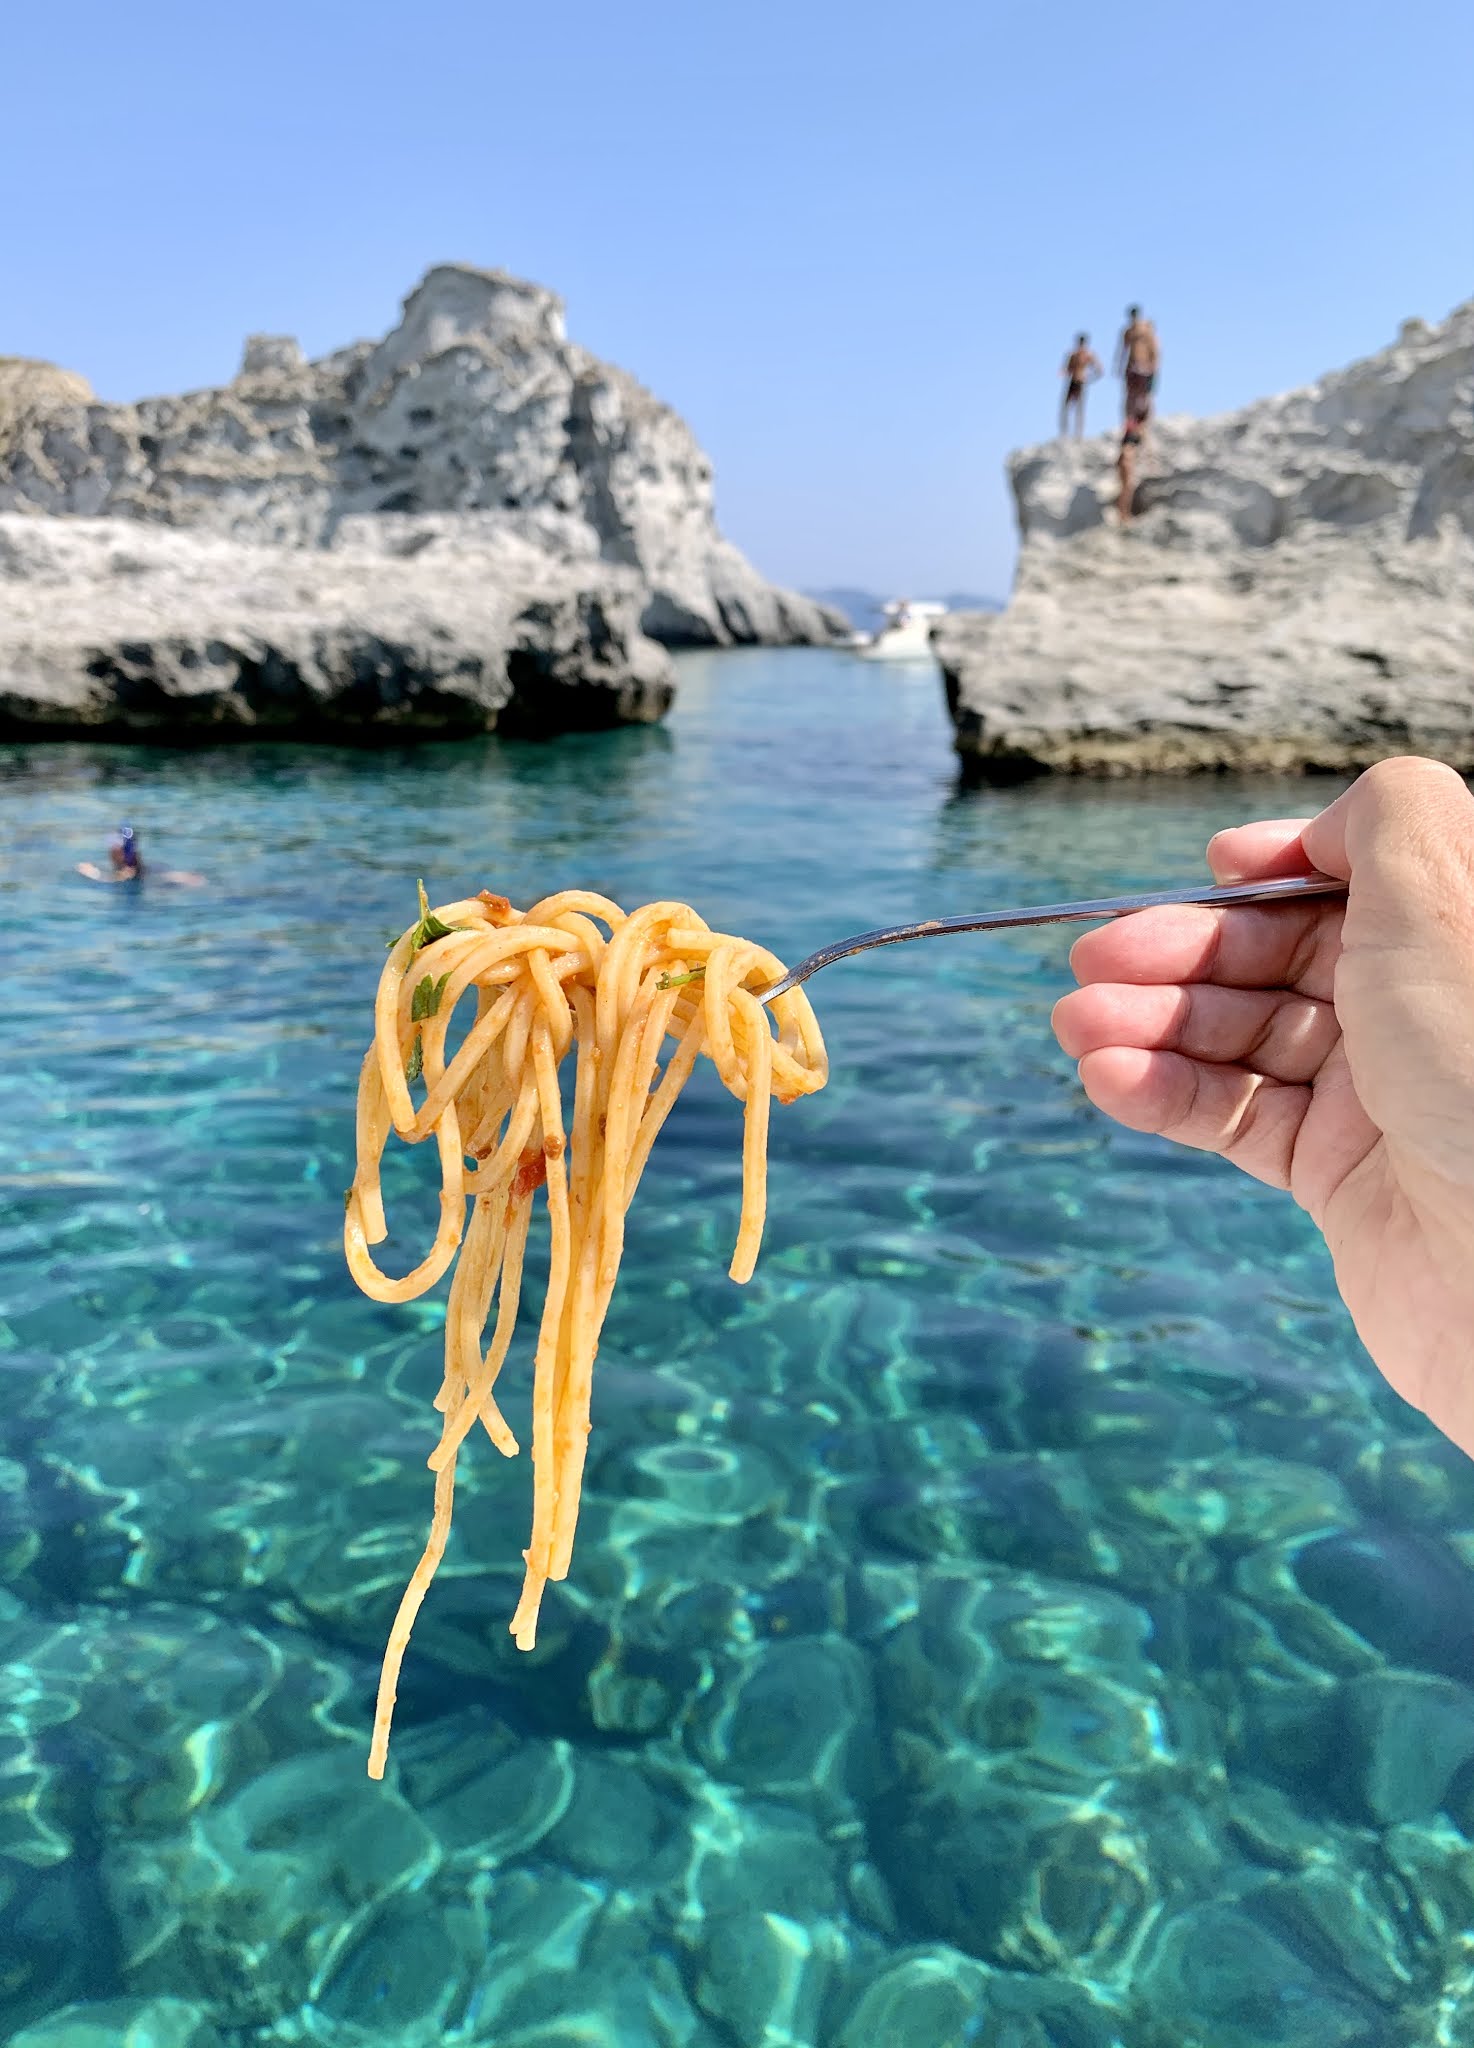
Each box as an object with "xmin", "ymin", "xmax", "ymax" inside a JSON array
[
  {"xmin": 0, "ymin": 266, "xmax": 841, "ymax": 738},
  {"xmin": 937, "ymin": 300, "xmax": 1474, "ymax": 777},
  {"xmin": 0, "ymin": 514, "xmax": 671, "ymax": 738}
]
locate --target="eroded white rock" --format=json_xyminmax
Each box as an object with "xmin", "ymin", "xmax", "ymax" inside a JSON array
[
  {"xmin": 0, "ymin": 265, "xmax": 838, "ymax": 655},
  {"xmin": 937, "ymin": 299, "xmax": 1474, "ymax": 777}
]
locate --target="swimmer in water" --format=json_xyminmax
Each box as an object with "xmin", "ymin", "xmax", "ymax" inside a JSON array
[{"xmin": 77, "ymin": 824, "xmax": 205, "ymax": 886}]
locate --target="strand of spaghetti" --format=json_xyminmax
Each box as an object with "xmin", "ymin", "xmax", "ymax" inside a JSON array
[
  {"xmin": 500, "ymin": 986, "xmax": 536, "ymax": 1099},
  {"xmin": 462, "ymin": 1075, "xmax": 512, "ymax": 1159},
  {"xmin": 729, "ymin": 990, "xmax": 774, "ymax": 1283},
  {"xmin": 543, "ymin": 977, "xmax": 682, "ymax": 1581},
  {"xmin": 345, "ymin": 1102, "xmax": 467, "ymax": 1302},
  {"xmin": 405, "ymin": 925, "xmax": 585, "ymax": 1056},
  {"xmin": 456, "ymin": 988, "xmax": 497, "ymax": 1152},
  {"xmin": 595, "ymin": 978, "xmax": 667, "ymax": 1288},
  {"xmin": 462, "ymin": 1083, "xmax": 540, "ymax": 1193},
  {"xmin": 625, "ymin": 1006, "xmax": 709, "ymax": 1195},
  {"xmin": 596, "ymin": 903, "xmax": 698, "ymax": 1068},
  {"xmin": 376, "ymin": 922, "xmax": 496, "ymax": 1135},
  {"xmin": 549, "ymin": 983, "xmax": 605, "ymax": 1516},
  {"xmin": 523, "ymin": 889, "xmax": 627, "ymax": 931},
  {"xmin": 549, "ymin": 969, "xmax": 707, "ymax": 1574},
  {"xmin": 352, "ymin": 1051, "xmax": 391, "ymax": 1243},
  {"xmin": 367, "ymin": 1458, "xmax": 456, "ymax": 1781},
  {"xmin": 393, "ymin": 925, "xmax": 572, "ymax": 1058},
  {"xmin": 527, "ymin": 945, "xmax": 575, "ymax": 1058},
  {"xmin": 437, "ymin": 1193, "xmax": 518, "ymax": 1454},
  {"xmin": 409, "ymin": 983, "xmax": 521, "ymax": 1140},
  {"xmin": 599, "ymin": 969, "xmax": 690, "ymax": 1294},
  {"xmin": 541, "ymin": 910, "xmax": 611, "ymax": 981},
  {"xmin": 564, "ymin": 985, "xmax": 600, "ymax": 1244},
  {"xmin": 700, "ymin": 939, "xmax": 763, "ymax": 1097},
  {"xmin": 430, "ymin": 1188, "xmax": 534, "ymax": 1471},
  {"xmin": 664, "ymin": 926, "xmax": 822, "ymax": 1095},
  {"xmin": 409, "ymin": 941, "xmax": 587, "ymax": 1052},
  {"xmin": 547, "ymin": 1182, "xmax": 608, "ymax": 1583},
  {"xmin": 374, "ymin": 931, "xmax": 424, "ymax": 1134},
  {"xmin": 438, "ymin": 1189, "xmax": 500, "ymax": 1403},
  {"xmin": 510, "ymin": 1019, "xmax": 573, "ymax": 1648}
]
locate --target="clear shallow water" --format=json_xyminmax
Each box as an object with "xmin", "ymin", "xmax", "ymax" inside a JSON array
[{"xmin": 3, "ymin": 649, "xmax": 1474, "ymax": 2047}]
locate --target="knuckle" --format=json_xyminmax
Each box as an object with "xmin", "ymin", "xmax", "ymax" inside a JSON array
[{"xmin": 1360, "ymin": 755, "xmax": 1468, "ymax": 806}]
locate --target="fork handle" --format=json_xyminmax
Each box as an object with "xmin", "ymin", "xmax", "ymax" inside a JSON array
[{"xmin": 757, "ymin": 871, "xmax": 1348, "ymax": 1003}]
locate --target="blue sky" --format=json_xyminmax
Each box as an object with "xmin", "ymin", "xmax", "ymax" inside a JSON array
[{"xmin": 7, "ymin": 0, "xmax": 1471, "ymax": 595}]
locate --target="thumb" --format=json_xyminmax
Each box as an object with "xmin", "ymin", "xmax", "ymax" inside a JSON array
[
  {"xmin": 1301, "ymin": 758, "xmax": 1474, "ymax": 947},
  {"xmin": 1301, "ymin": 759, "xmax": 1474, "ymax": 1165}
]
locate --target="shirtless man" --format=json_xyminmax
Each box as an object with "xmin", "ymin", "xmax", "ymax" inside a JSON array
[
  {"xmin": 1059, "ymin": 332, "xmax": 1101, "ymax": 439},
  {"xmin": 1115, "ymin": 305, "xmax": 1160, "ymax": 426}
]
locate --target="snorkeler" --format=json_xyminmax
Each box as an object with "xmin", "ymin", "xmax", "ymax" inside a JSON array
[{"xmin": 77, "ymin": 824, "xmax": 205, "ymax": 886}]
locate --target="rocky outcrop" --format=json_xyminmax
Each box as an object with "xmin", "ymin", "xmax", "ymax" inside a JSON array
[
  {"xmin": 0, "ymin": 358, "xmax": 96, "ymax": 459},
  {"xmin": 0, "ymin": 266, "xmax": 840, "ymax": 739},
  {"xmin": 0, "ymin": 514, "xmax": 671, "ymax": 740},
  {"xmin": 936, "ymin": 301, "xmax": 1474, "ymax": 778},
  {"xmin": 0, "ymin": 266, "xmax": 837, "ymax": 653}
]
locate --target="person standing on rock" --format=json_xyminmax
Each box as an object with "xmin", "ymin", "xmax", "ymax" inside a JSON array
[
  {"xmin": 1115, "ymin": 420, "xmax": 1143, "ymax": 524},
  {"xmin": 1059, "ymin": 334, "xmax": 1102, "ymax": 439},
  {"xmin": 1115, "ymin": 306, "xmax": 1159, "ymax": 426}
]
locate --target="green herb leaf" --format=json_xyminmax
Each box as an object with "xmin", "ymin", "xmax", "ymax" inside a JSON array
[
  {"xmin": 411, "ymin": 969, "xmax": 454, "ymax": 1021},
  {"xmin": 656, "ymin": 966, "xmax": 706, "ymax": 991},
  {"xmin": 405, "ymin": 1030, "xmax": 424, "ymax": 1085},
  {"xmin": 343, "ymin": 1188, "xmax": 355, "ymax": 1213},
  {"xmin": 408, "ymin": 879, "xmax": 464, "ymax": 953}
]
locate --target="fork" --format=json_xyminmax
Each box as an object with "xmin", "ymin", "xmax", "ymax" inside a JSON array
[{"xmin": 756, "ymin": 872, "xmax": 1348, "ymax": 1004}]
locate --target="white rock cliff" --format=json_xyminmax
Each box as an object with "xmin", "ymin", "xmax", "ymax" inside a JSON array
[
  {"xmin": 0, "ymin": 266, "xmax": 839, "ymax": 739},
  {"xmin": 935, "ymin": 301, "xmax": 1474, "ymax": 777}
]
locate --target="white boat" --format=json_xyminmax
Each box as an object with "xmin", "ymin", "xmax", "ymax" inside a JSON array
[{"xmin": 857, "ymin": 599, "xmax": 947, "ymax": 661}]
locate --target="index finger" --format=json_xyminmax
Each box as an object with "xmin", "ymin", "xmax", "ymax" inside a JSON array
[
  {"xmin": 1068, "ymin": 896, "xmax": 1341, "ymax": 999},
  {"xmin": 1205, "ymin": 818, "xmax": 1319, "ymax": 884}
]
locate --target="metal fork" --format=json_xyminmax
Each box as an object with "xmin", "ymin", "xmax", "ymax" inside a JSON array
[{"xmin": 756, "ymin": 872, "xmax": 1348, "ymax": 1004}]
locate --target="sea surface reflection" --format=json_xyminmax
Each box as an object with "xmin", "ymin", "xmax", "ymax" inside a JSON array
[{"xmin": 1, "ymin": 648, "xmax": 1469, "ymax": 2047}]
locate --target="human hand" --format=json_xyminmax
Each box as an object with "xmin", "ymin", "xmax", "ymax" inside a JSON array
[{"xmin": 1052, "ymin": 757, "xmax": 1474, "ymax": 1459}]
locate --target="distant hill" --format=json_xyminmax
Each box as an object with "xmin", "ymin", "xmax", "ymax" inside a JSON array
[{"xmin": 805, "ymin": 587, "xmax": 1003, "ymax": 635}]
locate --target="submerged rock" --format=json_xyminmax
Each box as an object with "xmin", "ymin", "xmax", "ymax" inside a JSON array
[
  {"xmin": 1134, "ymin": 1890, "xmax": 1402, "ymax": 2048},
  {"xmin": 937, "ymin": 299, "xmax": 1474, "ymax": 778},
  {"xmin": 874, "ymin": 1756, "xmax": 1156, "ymax": 1975},
  {"xmin": 9, "ymin": 2000, "xmax": 222, "ymax": 2048},
  {"xmin": 692, "ymin": 1909, "xmax": 840, "ymax": 2047},
  {"xmin": 691, "ymin": 1633, "xmax": 874, "ymax": 1813},
  {"xmin": 1330, "ymin": 1671, "xmax": 1474, "ymax": 1826},
  {"xmin": 106, "ymin": 1749, "xmax": 439, "ymax": 2026},
  {"xmin": 832, "ymin": 1949, "xmax": 993, "ymax": 2048}
]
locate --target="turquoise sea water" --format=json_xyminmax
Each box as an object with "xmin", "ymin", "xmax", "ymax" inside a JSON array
[{"xmin": 4, "ymin": 648, "xmax": 1474, "ymax": 2048}]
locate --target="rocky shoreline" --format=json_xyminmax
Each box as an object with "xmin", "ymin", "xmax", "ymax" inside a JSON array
[
  {"xmin": 0, "ymin": 267, "xmax": 841, "ymax": 741},
  {"xmin": 936, "ymin": 300, "xmax": 1474, "ymax": 779},
  {"xmin": 0, "ymin": 515, "xmax": 672, "ymax": 742}
]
